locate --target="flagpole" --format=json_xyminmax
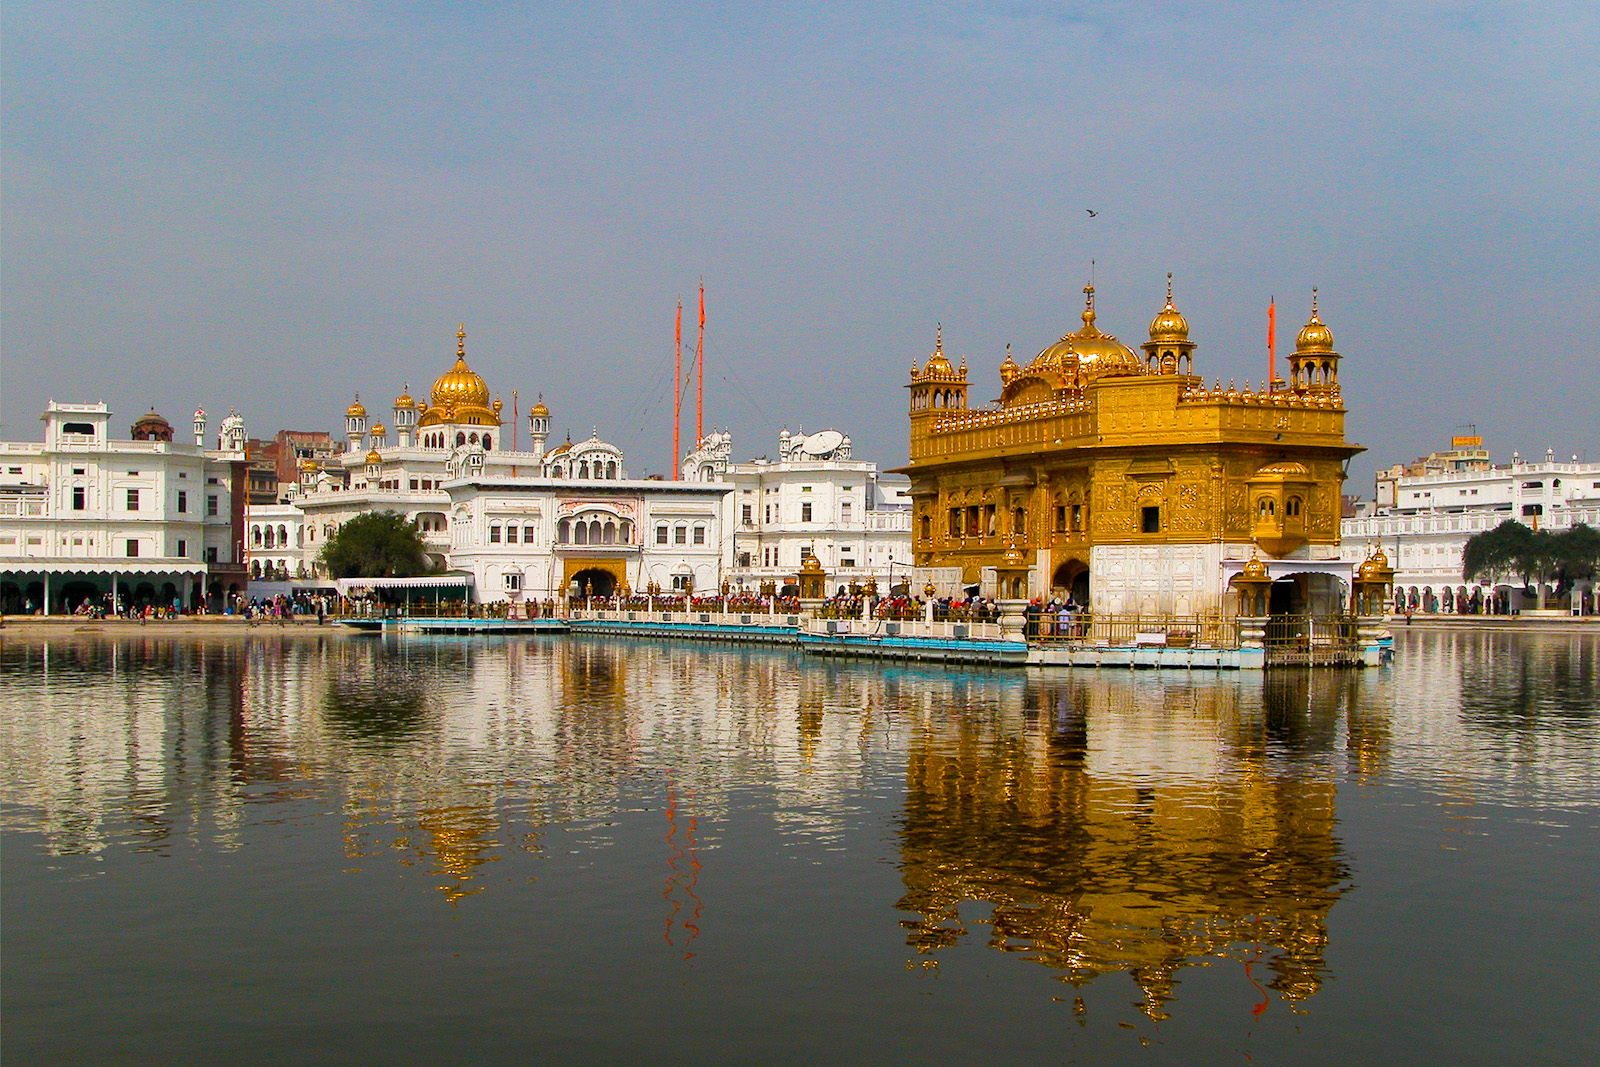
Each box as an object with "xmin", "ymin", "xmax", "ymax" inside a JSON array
[
  {"xmin": 674, "ymin": 299, "xmax": 683, "ymax": 480},
  {"xmin": 696, "ymin": 279, "xmax": 705, "ymax": 444},
  {"xmin": 1268, "ymin": 296, "xmax": 1277, "ymax": 390}
]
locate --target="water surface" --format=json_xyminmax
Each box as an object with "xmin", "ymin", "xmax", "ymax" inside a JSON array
[{"xmin": 3, "ymin": 629, "xmax": 1596, "ymax": 1065}]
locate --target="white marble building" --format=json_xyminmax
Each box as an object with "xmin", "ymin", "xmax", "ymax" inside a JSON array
[
  {"xmin": 680, "ymin": 427, "xmax": 912, "ymax": 594},
  {"xmin": 1342, "ymin": 441, "xmax": 1600, "ymax": 612},
  {"xmin": 0, "ymin": 402, "xmax": 249, "ymax": 613},
  {"xmin": 263, "ymin": 325, "xmax": 732, "ymax": 601}
]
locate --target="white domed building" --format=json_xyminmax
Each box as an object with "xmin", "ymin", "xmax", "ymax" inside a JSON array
[{"xmin": 277, "ymin": 324, "xmax": 731, "ymax": 604}]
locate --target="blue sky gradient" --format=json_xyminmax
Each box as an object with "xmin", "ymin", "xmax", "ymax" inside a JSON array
[{"xmin": 4, "ymin": 2, "xmax": 1596, "ymax": 487}]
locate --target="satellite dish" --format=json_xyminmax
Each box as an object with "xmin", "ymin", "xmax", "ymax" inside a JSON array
[{"xmin": 803, "ymin": 429, "xmax": 844, "ymax": 456}]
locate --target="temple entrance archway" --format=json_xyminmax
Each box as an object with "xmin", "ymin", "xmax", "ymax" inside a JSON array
[
  {"xmin": 1051, "ymin": 558, "xmax": 1090, "ymax": 606},
  {"xmin": 565, "ymin": 563, "xmax": 621, "ymax": 598}
]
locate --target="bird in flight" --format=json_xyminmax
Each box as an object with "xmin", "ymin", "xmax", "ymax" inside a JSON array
[{"xmin": 1085, "ymin": 209, "xmax": 1098, "ymax": 217}]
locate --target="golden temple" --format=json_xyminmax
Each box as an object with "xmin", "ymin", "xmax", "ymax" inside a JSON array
[{"xmin": 899, "ymin": 279, "xmax": 1362, "ymax": 615}]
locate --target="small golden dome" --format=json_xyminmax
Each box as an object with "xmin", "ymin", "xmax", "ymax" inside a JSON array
[
  {"xmin": 346, "ymin": 397, "xmax": 367, "ymax": 418},
  {"xmin": 370, "ymin": 422, "xmax": 387, "ymax": 436},
  {"xmin": 800, "ymin": 554, "xmax": 824, "ymax": 572},
  {"xmin": 1242, "ymin": 553, "xmax": 1269, "ymax": 580},
  {"xmin": 364, "ymin": 448, "xmax": 382, "ymax": 464},
  {"xmin": 1254, "ymin": 460, "xmax": 1312, "ymax": 478},
  {"xmin": 1148, "ymin": 274, "xmax": 1189, "ymax": 342},
  {"xmin": 1296, "ymin": 290, "xmax": 1335, "ymax": 353},
  {"xmin": 923, "ymin": 325, "xmax": 954, "ymax": 376},
  {"xmin": 530, "ymin": 398, "xmax": 550, "ymax": 417},
  {"xmin": 999, "ymin": 343, "xmax": 1020, "ymax": 385},
  {"xmin": 394, "ymin": 384, "xmax": 414, "ymax": 408}
]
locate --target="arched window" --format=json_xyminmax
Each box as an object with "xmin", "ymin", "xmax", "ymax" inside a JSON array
[
  {"xmin": 602, "ymin": 522, "xmax": 616, "ymax": 545},
  {"xmin": 252, "ymin": 525, "xmax": 262, "ymax": 547},
  {"xmin": 456, "ymin": 433, "xmax": 466, "ymax": 446},
  {"xmin": 620, "ymin": 520, "xmax": 632, "ymax": 543},
  {"xmin": 692, "ymin": 524, "xmax": 706, "ymax": 545},
  {"xmin": 575, "ymin": 522, "xmax": 589, "ymax": 545},
  {"xmin": 557, "ymin": 518, "xmax": 570, "ymax": 543},
  {"xmin": 579, "ymin": 462, "xmax": 590, "ymax": 479},
  {"xmin": 1286, "ymin": 497, "xmax": 1303, "ymax": 517},
  {"xmin": 469, "ymin": 433, "xmax": 479, "ymax": 445},
  {"xmin": 482, "ymin": 435, "xmax": 491, "ymax": 451},
  {"xmin": 607, "ymin": 461, "xmax": 617, "ymax": 479},
  {"xmin": 588, "ymin": 520, "xmax": 601, "ymax": 543},
  {"xmin": 278, "ymin": 525, "xmax": 288, "ymax": 546}
]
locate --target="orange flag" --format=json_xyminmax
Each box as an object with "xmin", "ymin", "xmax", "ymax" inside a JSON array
[{"xmin": 1268, "ymin": 297, "xmax": 1277, "ymax": 386}]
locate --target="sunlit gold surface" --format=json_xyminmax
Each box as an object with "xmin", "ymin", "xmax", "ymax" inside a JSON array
[
  {"xmin": 899, "ymin": 281, "xmax": 1361, "ymax": 587},
  {"xmin": 418, "ymin": 324, "xmax": 502, "ymax": 429}
]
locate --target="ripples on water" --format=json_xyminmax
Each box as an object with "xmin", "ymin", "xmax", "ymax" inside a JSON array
[{"xmin": 2, "ymin": 628, "xmax": 1596, "ymax": 1065}]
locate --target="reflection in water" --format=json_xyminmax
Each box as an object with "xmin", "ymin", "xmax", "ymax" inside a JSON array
[
  {"xmin": 5, "ymin": 628, "xmax": 1598, "ymax": 1041},
  {"xmin": 895, "ymin": 671, "xmax": 1358, "ymax": 1020}
]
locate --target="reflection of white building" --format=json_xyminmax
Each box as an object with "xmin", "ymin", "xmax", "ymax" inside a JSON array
[
  {"xmin": 1342, "ymin": 439, "xmax": 1600, "ymax": 612},
  {"xmin": 269, "ymin": 324, "xmax": 730, "ymax": 600},
  {"xmin": 0, "ymin": 402, "xmax": 249, "ymax": 613},
  {"xmin": 680, "ymin": 427, "xmax": 912, "ymax": 593}
]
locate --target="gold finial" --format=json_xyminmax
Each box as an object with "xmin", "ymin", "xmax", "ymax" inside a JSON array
[
  {"xmin": 1310, "ymin": 287, "xmax": 1320, "ymax": 320},
  {"xmin": 456, "ymin": 323, "xmax": 466, "ymax": 358},
  {"xmin": 1082, "ymin": 282, "xmax": 1096, "ymax": 329},
  {"xmin": 936, "ymin": 322, "xmax": 943, "ymax": 350},
  {"xmin": 1166, "ymin": 272, "xmax": 1174, "ymax": 307}
]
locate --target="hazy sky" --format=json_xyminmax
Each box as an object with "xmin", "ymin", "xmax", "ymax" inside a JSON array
[{"xmin": 4, "ymin": 1, "xmax": 1596, "ymax": 491}]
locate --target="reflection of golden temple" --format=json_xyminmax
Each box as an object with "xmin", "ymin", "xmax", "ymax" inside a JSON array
[
  {"xmin": 418, "ymin": 804, "xmax": 503, "ymax": 904},
  {"xmin": 896, "ymin": 678, "xmax": 1351, "ymax": 1020}
]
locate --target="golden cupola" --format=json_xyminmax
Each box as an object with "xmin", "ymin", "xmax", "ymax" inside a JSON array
[
  {"xmin": 907, "ymin": 324, "xmax": 969, "ymax": 415},
  {"xmin": 921, "ymin": 325, "xmax": 956, "ymax": 378},
  {"xmin": 1296, "ymin": 292, "xmax": 1335, "ymax": 354},
  {"xmin": 1290, "ymin": 289, "xmax": 1340, "ymax": 395},
  {"xmin": 418, "ymin": 323, "xmax": 502, "ymax": 428},
  {"xmin": 998, "ymin": 343, "xmax": 1020, "ymax": 386},
  {"xmin": 1142, "ymin": 273, "xmax": 1196, "ymax": 375},
  {"xmin": 346, "ymin": 398, "xmax": 368, "ymax": 418}
]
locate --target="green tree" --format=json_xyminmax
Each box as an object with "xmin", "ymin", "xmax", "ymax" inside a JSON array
[
  {"xmin": 319, "ymin": 511, "xmax": 431, "ymax": 579},
  {"xmin": 1553, "ymin": 523, "xmax": 1600, "ymax": 594},
  {"xmin": 1463, "ymin": 521, "xmax": 1600, "ymax": 609}
]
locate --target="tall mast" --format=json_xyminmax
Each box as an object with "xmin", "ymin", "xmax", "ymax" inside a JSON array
[
  {"xmin": 696, "ymin": 279, "xmax": 705, "ymax": 444},
  {"xmin": 673, "ymin": 299, "xmax": 682, "ymax": 480}
]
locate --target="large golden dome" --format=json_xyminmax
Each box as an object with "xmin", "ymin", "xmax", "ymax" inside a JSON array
[
  {"xmin": 418, "ymin": 324, "xmax": 502, "ymax": 428},
  {"xmin": 431, "ymin": 325, "xmax": 491, "ymax": 409},
  {"xmin": 1296, "ymin": 291, "xmax": 1335, "ymax": 354},
  {"xmin": 1030, "ymin": 285, "xmax": 1143, "ymax": 382}
]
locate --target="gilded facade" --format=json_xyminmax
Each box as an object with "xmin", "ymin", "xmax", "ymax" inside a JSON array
[{"xmin": 898, "ymin": 280, "xmax": 1363, "ymax": 615}]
